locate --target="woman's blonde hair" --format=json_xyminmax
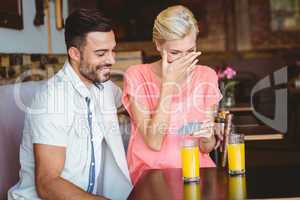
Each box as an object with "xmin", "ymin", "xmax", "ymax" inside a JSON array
[{"xmin": 153, "ymin": 5, "xmax": 199, "ymax": 42}]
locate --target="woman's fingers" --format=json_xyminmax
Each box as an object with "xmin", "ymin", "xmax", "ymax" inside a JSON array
[
  {"xmin": 215, "ymin": 140, "xmax": 222, "ymax": 150},
  {"xmin": 173, "ymin": 51, "xmax": 201, "ymax": 70},
  {"xmin": 162, "ymin": 49, "xmax": 168, "ymax": 73},
  {"xmin": 177, "ymin": 58, "xmax": 198, "ymax": 81},
  {"xmin": 187, "ymin": 59, "xmax": 198, "ymax": 73},
  {"xmin": 214, "ymin": 124, "xmax": 224, "ymax": 140},
  {"xmin": 178, "ymin": 52, "xmax": 201, "ymax": 70},
  {"xmin": 162, "ymin": 51, "xmax": 201, "ymax": 83},
  {"xmin": 214, "ymin": 122, "xmax": 225, "ymax": 150}
]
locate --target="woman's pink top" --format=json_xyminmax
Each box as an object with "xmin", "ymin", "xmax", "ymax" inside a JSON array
[{"xmin": 122, "ymin": 64, "xmax": 222, "ymax": 184}]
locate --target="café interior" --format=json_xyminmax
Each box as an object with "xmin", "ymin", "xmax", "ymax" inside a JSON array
[{"xmin": 0, "ymin": 0, "xmax": 300, "ymax": 199}]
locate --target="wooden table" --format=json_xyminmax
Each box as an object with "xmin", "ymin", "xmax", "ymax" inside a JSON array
[{"xmin": 128, "ymin": 167, "xmax": 300, "ymax": 200}]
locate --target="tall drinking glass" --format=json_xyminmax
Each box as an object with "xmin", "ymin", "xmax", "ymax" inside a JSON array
[
  {"xmin": 228, "ymin": 175, "xmax": 247, "ymax": 199},
  {"xmin": 227, "ymin": 134, "xmax": 245, "ymax": 175},
  {"xmin": 183, "ymin": 182, "xmax": 201, "ymax": 200},
  {"xmin": 181, "ymin": 138, "xmax": 200, "ymax": 182}
]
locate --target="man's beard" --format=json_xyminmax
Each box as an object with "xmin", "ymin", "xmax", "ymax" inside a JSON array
[
  {"xmin": 79, "ymin": 63, "xmax": 112, "ymax": 84},
  {"xmin": 97, "ymin": 68, "xmax": 111, "ymax": 83}
]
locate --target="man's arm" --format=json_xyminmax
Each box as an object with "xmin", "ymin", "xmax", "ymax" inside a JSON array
[{"xmin": 34, "ymin": 144, "xmax": 108, "ymax": 200}]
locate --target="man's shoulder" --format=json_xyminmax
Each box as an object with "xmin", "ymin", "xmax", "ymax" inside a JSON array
[{"xmin": 30, "ymin": 69, "xmax": 71, "ymax": 107}]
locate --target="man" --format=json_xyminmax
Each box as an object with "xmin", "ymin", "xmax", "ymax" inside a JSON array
[{"xmin": 8, "ymin": 9, "xmax": 132, "ymax": 200}]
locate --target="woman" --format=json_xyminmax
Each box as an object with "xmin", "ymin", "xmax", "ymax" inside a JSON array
[{"xmin": 122, "ymin": 5, "xmax": 222, "ymax": 184}]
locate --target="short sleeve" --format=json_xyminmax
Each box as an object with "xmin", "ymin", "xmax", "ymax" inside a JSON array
[
  {"xmin": 203, "ymin": 68, "xmax": 223, "ymax": 107},
  {"xmin": 122, "ymin": 65, "xmax": 154, "ymax": 117},
  {"xmin": 193, "ymin": 66, "xmax": 222, "ymax": 108},
  {"xmin": 29, "ymin": 89, "xmax": 68, "ymax": 147}
]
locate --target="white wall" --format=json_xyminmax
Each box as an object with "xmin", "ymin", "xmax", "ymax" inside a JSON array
[{"xmin": 0, "ymin": 0, "xmax": 68, "ymax": 54}]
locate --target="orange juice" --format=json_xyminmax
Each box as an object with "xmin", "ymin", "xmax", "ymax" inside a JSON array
[
  {"xmin": 181, "ymin": 145, "xmax": 200, "ymax": 181},
  {"xmin": 229, "ymin": 175, "xmax": 247, "ymax": 200},
  {"xmin": 228, "ymin": 143, "xmax": 245, "ymax": 174}
]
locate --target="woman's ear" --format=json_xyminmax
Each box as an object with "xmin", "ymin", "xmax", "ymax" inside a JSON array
[
  {"xmin": 154, "ymin": 40, "xmax": 162, "ymax": 52},
  {"xmin": 68, "ymin": 47, "xmax": 81, "ymax": 63}
]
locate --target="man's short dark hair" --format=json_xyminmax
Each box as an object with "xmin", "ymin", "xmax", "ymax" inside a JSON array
[{"xmin": 64, "ymin": 9, "xmax": 113, "ymax": 51}]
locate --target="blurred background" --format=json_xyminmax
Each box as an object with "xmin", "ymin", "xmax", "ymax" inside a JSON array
[{"xmin": 0, "ymin": 0, "xmax": 300, "ymax": 167}]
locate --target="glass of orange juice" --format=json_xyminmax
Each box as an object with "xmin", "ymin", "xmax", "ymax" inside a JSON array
[
  {"xmin": 181, "ymin": 138, "xmax": 200, "ymax": 182},
  {"xmin": 183, "ymin": 182, "xmax": 201, "ymax": 200},
  {"xmin": 228, "ymin": 175, "xmax": 247, "ymax": 199},
  {"xmin": 227, "ymin": 134, "xmax": 245, "ymax": 175}
]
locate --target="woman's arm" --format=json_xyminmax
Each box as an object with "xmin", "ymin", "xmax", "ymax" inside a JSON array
[
  {"xmin": 128, "ymin": 50, "xmax": 201, "ymax": 151},
  {"xmin": 128, "ymin": 84, "xmax": 174, "ymax": 151},
  {"xmin": 197, "ymin": 104, "xmax": 219, "ymax": 153}
]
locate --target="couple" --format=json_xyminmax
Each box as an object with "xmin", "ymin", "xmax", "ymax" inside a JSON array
[{"xmin": 8, "ymin": 5, "xmax": 222, "ymax": 200}]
